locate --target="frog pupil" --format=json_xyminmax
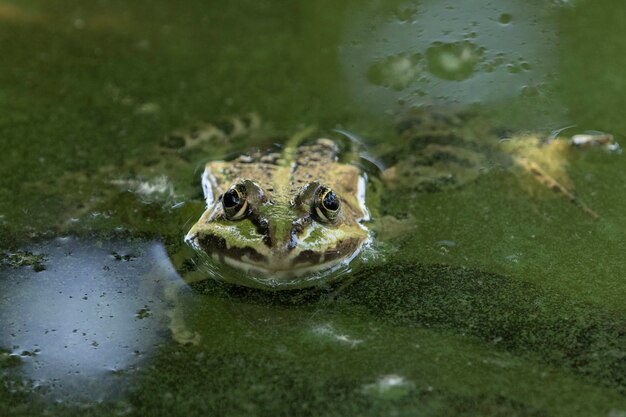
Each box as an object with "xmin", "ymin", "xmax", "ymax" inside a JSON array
[
  {"xmin": 223, "ymin": 190, "xmax": 240, "ymax": 208},
  {"xmin": 323, "ymin": 191, "xmax": 339, "ymax": 211}
]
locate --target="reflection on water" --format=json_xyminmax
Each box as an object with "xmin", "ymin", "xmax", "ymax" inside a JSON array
[
  {"xmin": 0, "ymin": 237, "xmax": 180, "ymax": 401},
  {"xmin": 341, "ymin": 0, "xmax": 559, "ymax": 114}
]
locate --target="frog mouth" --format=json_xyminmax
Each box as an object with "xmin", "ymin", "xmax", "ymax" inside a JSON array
[
  {"xmin": 219, "ymin": 255, "xmax": 356, "ymax": 279},
  {"xmin": 187, "ymin": 232, "xmax": 365, "ymax": 279}
]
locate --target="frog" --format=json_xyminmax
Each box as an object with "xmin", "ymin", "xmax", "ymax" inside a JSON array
[{"xmin": 184, "ymin": 131, "xmax": 371, "ymax": 287}]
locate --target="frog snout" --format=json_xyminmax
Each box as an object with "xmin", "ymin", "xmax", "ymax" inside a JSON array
[{"xmin": 266, "ymin": 220, "xmax": 302, "ymax": 252}]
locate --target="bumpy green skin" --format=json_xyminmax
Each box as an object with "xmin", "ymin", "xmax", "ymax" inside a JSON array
[{"xmin": 185, "ymin": 129, "xmax": 371, "ymax": 287}]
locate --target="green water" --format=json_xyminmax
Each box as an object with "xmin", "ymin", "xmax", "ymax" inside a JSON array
[{"xmin": 2, "ymin": 0, "xmax": 626, "ymax": 415}]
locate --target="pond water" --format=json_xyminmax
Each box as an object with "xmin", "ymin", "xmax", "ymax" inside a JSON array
[{"xmin": 2, "ymin": 0, "xmax": 626, "ymax": 415}]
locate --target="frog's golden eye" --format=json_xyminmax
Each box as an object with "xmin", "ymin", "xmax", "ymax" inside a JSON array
[
  {"xmin": 222, "ymin": 185, "xmax": 248, "ymax": 220},
  {"xmin": 314, "ymin": 187, "xmax": 340, "ymax": 223}
]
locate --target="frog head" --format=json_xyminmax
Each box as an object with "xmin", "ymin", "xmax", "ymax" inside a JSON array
[{"xmin": 185, "ymin": 174, "xmax": 369, "ymax": 285}]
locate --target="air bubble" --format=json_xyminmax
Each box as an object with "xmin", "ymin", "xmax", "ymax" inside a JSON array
[
  {"xmin": 395, "ymin": 7, "xmax": 417, "ymax": 22},
  {"xmin": 367, "ymin": 53, "xmax": 422, "ymax": 90},
  {"xmin": 506, "ymin": 64, "xmax": 520, "ymax": 74},
  {"xmin": 426, "ymin": 41, "xmax": 483, "ymax": 81},
  {"xmin": 520, "ymin": 85, "xmax": 540, "ymax": 97},
  {"xmin": 499, "ymin": 13, "xmax": 512, "ymax": 24}
]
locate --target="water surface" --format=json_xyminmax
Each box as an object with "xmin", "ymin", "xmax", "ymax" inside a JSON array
[{"xmin": 1, "ymin": 0, "xmax": 626, "ymax": 416}]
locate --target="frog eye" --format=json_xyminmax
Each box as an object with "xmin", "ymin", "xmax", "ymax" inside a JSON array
[
  {"xmin": 314, "ymin": 187, "xmax": 341, "ymax": 223},
  {"xmin": 222, "ymin": 185, "xmax": 248, "ymax": 220}
]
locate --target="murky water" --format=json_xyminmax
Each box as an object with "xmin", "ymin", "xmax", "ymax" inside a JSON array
[{"xmin": 1, "ymin": 0, "xmax": 626, "ymax": 416}]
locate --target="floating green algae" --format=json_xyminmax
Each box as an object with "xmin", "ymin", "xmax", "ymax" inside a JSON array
[{"xmin": 2, "ymin": 0, "xmax": 626, "ymax": 416}]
